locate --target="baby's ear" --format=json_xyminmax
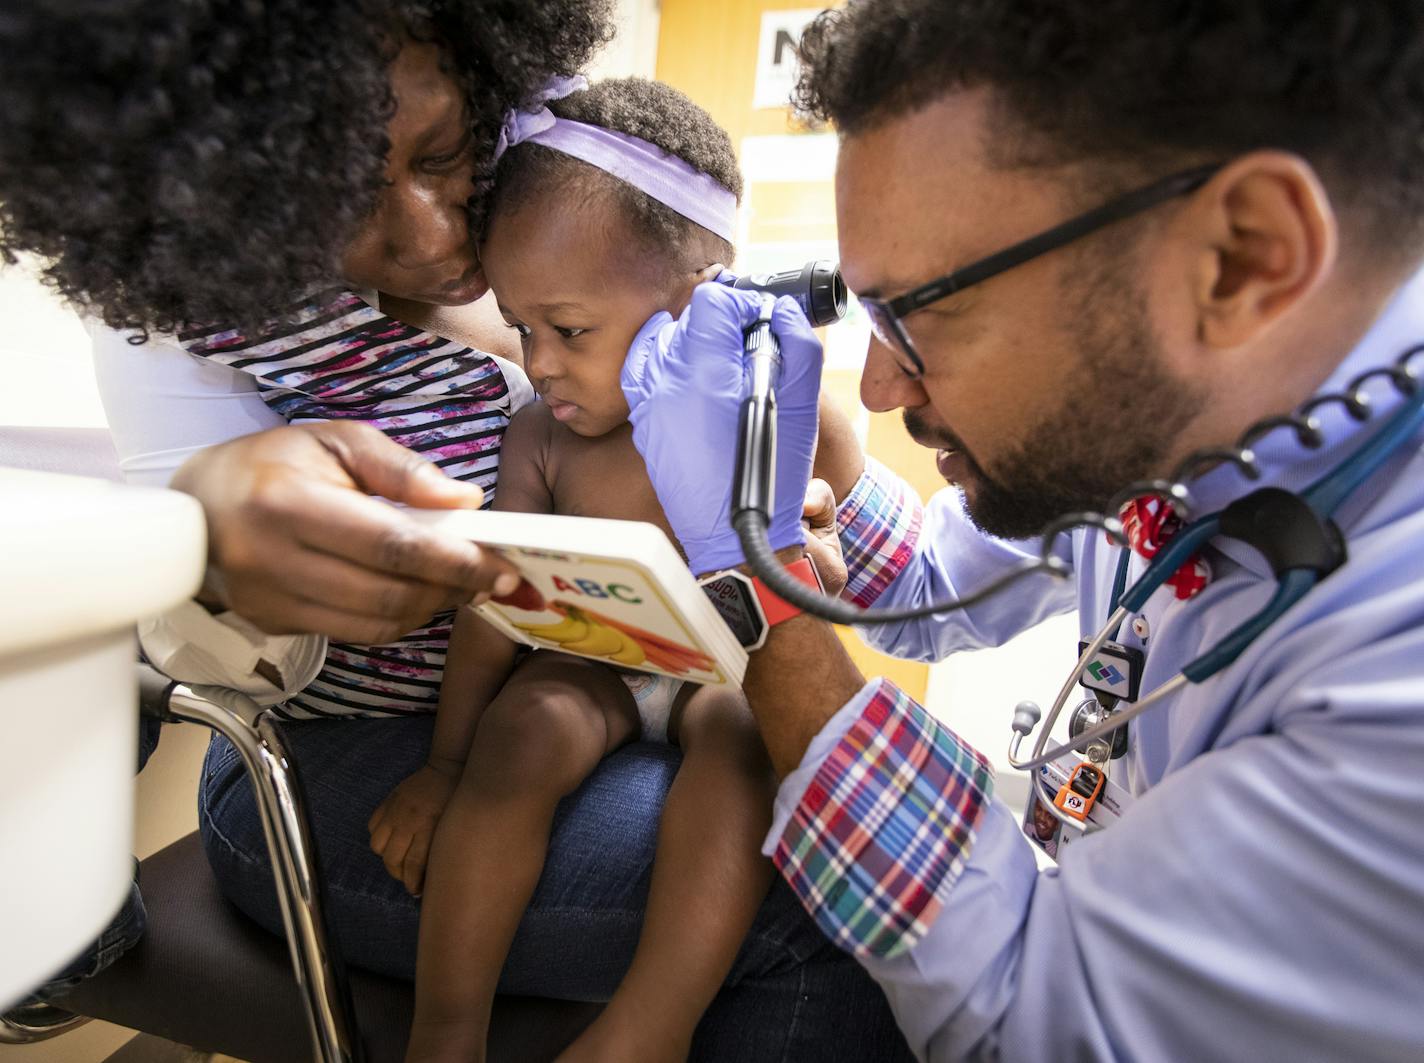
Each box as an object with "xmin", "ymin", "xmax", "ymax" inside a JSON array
[{"xmin": 670, "ymin": 262, "xmax": 725, "ymax": 316}]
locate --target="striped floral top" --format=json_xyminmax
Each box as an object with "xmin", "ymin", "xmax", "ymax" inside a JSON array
[{"xmin": 179, "ymin": 288, "xmax": 531, "ymax": 719}]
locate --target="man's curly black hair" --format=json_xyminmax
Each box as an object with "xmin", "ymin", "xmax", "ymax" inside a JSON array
[
  {"xmin": 795, "ymin": 0, "xmax": 1424, "ymax": 258},
  {"xmin": 486, "ymin": 77, "xmax": 743, "ymax": 269},
  {"xmin": 0, "ymin": 0, "xmax": 613, "ymax": 334}
]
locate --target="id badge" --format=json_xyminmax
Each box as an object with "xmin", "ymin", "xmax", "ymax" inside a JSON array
[
  {"xmin": 1021, "ymin": 753, "xmax": 1134, "ymax": 862},
  {"xmin": 1077, "ymin": 639, "xmax": 1145, "ymax": 702}
]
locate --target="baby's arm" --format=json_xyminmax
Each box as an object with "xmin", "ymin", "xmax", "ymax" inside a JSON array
[
  {"xmin": 368, "ymin": 406, "xmax": 556, "ymax": 894},
  {"xmin": 428, "ymin": 406, "xmax": 557, "ymax": 770},
  {"xmin": 811, "ymin": 391, "xmax": 867, "ymax": 500},
  {"xmin": 429, "ymin": 606, "xmax": 520, "ymax": 770},
  {"xmin": 802, "ymin": 393, "xmax": 865, "ymax": 595},
  {"xmin": 489, "ymin": 402, "xmax": 556, "ymax": 515}
]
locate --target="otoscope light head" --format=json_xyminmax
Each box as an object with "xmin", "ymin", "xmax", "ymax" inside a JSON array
[
  {"xmin": 732, "ymin": 260, "xmax": 848, "ymax": 327},
  {"xmin": 813, "ymin": 261, "xmax": 850, "ymax": 325}
]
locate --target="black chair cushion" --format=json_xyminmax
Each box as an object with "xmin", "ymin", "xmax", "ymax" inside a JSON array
[{"xmin": 61, "ymin": 832, "xmax": 599, "ymax": 1062}]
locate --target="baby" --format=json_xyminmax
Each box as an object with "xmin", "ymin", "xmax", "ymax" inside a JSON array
[{"xmin": 368, "ymin": 77, "xmax": 860, "ymax": 1063}]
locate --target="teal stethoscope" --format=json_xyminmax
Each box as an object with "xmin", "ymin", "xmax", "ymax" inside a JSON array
[
  {"xmin": 735, "ymin": 346, "xmax": 1424, "ymax": 826},
  {"xmin": 1005, "ymin": 348, "xmax": 1424, "ymax": 829}
]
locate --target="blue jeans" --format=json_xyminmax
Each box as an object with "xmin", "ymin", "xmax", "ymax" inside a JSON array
[
  {"xmin": 23, "ymin": 717, "xmax": 162, "ymax": 1003},
  {"xmin": 199, "ymin": 715, "xmax": 914, "ymax": 1061}
]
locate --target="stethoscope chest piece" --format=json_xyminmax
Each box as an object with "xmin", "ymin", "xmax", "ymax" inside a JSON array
[{"xmin": 1069, "ymin": 697, "xmax": 1130, "ymax": 760}]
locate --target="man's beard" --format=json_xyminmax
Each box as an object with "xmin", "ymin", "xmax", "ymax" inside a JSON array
[{"xmin": 907, "ymin": 263, "xmax": 1207, "ymax": 541}]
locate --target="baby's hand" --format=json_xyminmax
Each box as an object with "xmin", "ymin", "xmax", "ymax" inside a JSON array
[
  {"xmin": 802, "ymin": 478, "xmax": 848, "ymax": 598},
  {"xmin": 367, "ymin": 762, "xmax": 460, "ymax": 896}
]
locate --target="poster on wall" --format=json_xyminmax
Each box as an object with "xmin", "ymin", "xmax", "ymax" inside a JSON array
[
  {"xmin": 738, "ymin": 131, "xmax": 870, "ymax": 372},
  {"xmin": 752, "ymin": 9, "xmax": 823, "ymax": 110}
]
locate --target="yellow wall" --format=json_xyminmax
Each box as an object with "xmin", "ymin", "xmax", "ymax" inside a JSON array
[
  {"xmin": 656, "ymin": 0, "xmax": 933, "ymax": 699},
  {"xmin": 655, "ymin": 1, "xmax": 818, "ymax": 145}
]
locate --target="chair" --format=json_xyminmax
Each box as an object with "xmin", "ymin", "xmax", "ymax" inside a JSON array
[{"xmin": 0, "ymin": 426, "xmax": 599, "ymax": 1061}]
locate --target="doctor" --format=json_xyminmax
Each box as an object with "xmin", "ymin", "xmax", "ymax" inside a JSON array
[{"xmin": 621, "ymin": 2, "xmax": 1424, "ymax": 1059}]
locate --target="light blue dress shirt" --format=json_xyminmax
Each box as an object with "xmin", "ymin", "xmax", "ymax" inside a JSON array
[{"xmin": 770, "ymin": 269, "xmax": 1424, "ymax": 1060}]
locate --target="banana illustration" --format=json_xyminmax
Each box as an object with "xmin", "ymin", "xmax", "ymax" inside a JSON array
[
  {"xmin": 515, "ymin": 615, "xmax": 590, "ymax": 644},
  {"xmin": 559, "ymin": 618, "xmax": 626, "ymax": 656},
  {"xmin": 606, "ymin": 628, "xmax": 647, "ymax": 667}
]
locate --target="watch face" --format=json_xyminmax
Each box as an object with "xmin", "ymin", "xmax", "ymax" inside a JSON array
[{"xmin": 700, "ymin": 571, "xmax": 768, "ymax": 649}]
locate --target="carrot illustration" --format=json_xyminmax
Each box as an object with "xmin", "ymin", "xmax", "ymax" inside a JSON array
[
  {"xmin": 631, "ymin": 643, "xmax": 693, "ymax": 675},
  {"xmin": 587, "ymin": 614, "xmax": 716, "ymax": 671},
  {"xmin": 544, "ymin": 602, "xmax": 690, "ymax": 674}
]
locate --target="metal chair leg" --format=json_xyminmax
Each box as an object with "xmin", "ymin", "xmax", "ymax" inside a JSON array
[
  {"xmin": 151, "ymin": 673, "xmax": 364, "ymax": 1063},
  {"xmin": 0, "ymin": 1001, "xmax": 91, "ymax": 1043}
]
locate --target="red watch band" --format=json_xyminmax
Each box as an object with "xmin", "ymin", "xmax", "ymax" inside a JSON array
[{"xmin": 751, "ymin": 555, "xmax": 822, "ymax": 627}]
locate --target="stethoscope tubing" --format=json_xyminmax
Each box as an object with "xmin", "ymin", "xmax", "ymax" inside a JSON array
[{"xmin": 1009, "ymin": 378, "xmax": 1424, "ymax": 830}]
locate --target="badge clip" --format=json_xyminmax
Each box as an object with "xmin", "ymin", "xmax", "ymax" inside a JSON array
[
  {"xmin": 1076, "ymin": 639, "xmax": 1145, "ymax": 702},
  {"xmin": 1052, "ymin": 762, "xmax": 1106, "ymax": 822}
]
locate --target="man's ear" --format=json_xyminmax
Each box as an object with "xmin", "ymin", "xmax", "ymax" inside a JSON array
[
  {"xmin": 669, "ymin": 261, "xmax": 725, "ymax": 317},
  {"xmin": 1187, "ymin": 151, "xmax": 1338, "ymax": 349}
]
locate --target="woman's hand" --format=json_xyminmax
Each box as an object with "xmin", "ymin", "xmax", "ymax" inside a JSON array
[
  {"xmin": 802, "ymin": 478, "xmax": 848, "ymax": 598},
  {"xmin": 367, "ymin": 762, "xmax": 461, "ymax": 896},
  {"xmin": 170, "ymin": 420, "xmax": 524, "ymax": 643}
]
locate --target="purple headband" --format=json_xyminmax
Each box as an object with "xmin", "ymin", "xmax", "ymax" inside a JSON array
[{"xmin": 493, "ymin": 76, "xmax": 738, "ymax": 244}]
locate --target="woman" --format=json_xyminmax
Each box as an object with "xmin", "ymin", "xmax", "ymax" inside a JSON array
[{"xmin": 0, "ymin": 2, "xmax": 910, "ymax": 1057}]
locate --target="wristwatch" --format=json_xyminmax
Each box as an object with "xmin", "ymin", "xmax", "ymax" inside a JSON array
[{"xmin": 698, "ymin": 555, "xmax": 823, "ymax": 650}]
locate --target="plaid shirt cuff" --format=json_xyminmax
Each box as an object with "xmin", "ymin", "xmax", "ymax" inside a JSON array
[
  {"xmin": 836, "ymin": 455, "xmax": 924, "ymax": 607},
  {"xmin": 770, "ymin": 678, "xmax": 994, "ymax": 960}
]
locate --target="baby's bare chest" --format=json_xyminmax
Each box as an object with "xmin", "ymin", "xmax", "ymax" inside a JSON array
[{"xmin": 546, "ymin": 429, "xmax": 680, "ymax": 546}]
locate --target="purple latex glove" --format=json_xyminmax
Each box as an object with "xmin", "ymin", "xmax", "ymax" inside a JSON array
[{"xmin": 622, "ymin": 282, "xmax": 824, "ymax": 574}]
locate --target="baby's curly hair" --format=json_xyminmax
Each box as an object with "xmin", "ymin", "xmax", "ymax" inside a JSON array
[
  {"xmin": 795, "ymin": 0, "xmax": 1424, "ymax": 258},
  {"xmin": 0, "ymin": 0, "xmax": 613, "ymax": 334},
  {"xmin": 487, "ymin": 77, "xmax": 742, "ymax": 270}
]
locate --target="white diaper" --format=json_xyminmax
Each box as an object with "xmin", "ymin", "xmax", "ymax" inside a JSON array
[{"xmin": 618, "ymin": 670, "xmax": 685, "ymax": 744}]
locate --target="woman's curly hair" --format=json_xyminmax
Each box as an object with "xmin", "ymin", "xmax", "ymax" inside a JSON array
[{"xmin": 0, "ymin": 0, "xmax": 613, "ymax": 334}]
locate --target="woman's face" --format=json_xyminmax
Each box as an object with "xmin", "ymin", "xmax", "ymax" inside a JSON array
[{"xmin": 339, "ymin": 41, "xmax": 489, "ymax": 306}]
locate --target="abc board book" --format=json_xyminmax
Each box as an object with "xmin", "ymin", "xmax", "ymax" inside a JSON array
[{"xmin": 405, "ymin": 508, "xmax": 748, "ymax": 688}]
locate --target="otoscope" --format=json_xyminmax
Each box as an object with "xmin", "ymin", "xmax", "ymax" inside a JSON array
[{"xmin": 730, "ymin": 262, "xmax": 848, "ymax": 550}]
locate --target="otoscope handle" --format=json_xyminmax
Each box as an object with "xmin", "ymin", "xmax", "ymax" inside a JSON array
[
  {"xmin": 729, "ymin": 264, "xmax": 848, "ymax": 525},
  {"xmin": 732, "ymin": 296, "xmax": 780, "ymax": 520}
]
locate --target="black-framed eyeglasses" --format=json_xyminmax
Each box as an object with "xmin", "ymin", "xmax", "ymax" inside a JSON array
[{"xmin": 858, "ymin": 164, "xmax": 1222, "ymax": 379}]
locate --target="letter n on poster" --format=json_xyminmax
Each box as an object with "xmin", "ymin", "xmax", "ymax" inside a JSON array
[{"xmin": 753, "ymin": 10, "xmax": 823, "ymax": 111}]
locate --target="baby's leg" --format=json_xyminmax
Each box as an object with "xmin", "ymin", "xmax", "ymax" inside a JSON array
[
  {"xmin": 407, "ymin": 652, "xmax": 641, "ymax": 1063},
  {"xmin": 560, "ymin": 686, "xmax": 776, "ymax": 1063}
]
